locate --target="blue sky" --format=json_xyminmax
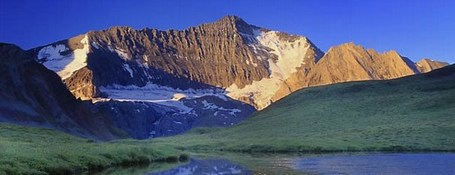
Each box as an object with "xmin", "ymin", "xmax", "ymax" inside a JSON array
[{"xmin": 0, "ymin": 0, "xmax": 454, "ymax": 63}]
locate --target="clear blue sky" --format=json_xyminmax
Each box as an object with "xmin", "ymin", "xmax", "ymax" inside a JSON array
[{"xmin": 1, "ymin": 0, "xmax": 454, "ymax": 63}]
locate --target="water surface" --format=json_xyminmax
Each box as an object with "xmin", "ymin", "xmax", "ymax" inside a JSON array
[
  {"xmin": 95, "ymin": 153, "xmax": 455, "ymax": 175},
  {"xmin": 292, "ymin": 153, "xmax": 455, "ymax": 175}
]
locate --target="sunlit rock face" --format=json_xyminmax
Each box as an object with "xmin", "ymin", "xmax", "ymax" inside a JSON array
[{"xmin": 416, "ymin": 58, "xmax": 449, "ymax": 73}]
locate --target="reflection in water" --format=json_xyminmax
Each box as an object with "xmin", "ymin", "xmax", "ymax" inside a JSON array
[
  {"xmin": 149, "ymin": 158, "xmax": 251, "ymax": 175},
  {"xmin": 292, "ymin": 153, "xmax": 455, "ymax": 175},
  {"xmin": 94, "ymin": 153, "xmax": 455, "ymax": 175}
]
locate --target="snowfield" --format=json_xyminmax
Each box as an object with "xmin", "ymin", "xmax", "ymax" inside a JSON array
[
  {"xmin": 99, "ymin": 83, "xmax": 229, "ymax": 113},
  {"xmin": 202, "ymin": 100, "xmax": 241, "ymax": 116},
  {"xmin": 37, "ymin": 35, "xmax": 90, "ymax": 79},
  {"xmin": 227, "ymin": 30, "xmax": 311, "ymax": 109}
]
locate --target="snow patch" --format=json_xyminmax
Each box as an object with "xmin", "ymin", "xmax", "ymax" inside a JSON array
[
  {"xmin": 227, "ymin": 30, "xmax": 311, "ymax": 109},
  {"xmin": 99, "ymin": 83, "xmax": 227, "ymax": 113},
  {"xmin": 91, "ymin": 42, "xmax": 99, "ymax": 49},
  {"xmin": 122, "ymin": 64, "xmax": 134, "ymax": 77},
  {"xmin": 37, "ymin": 35, "xmax": 90, "ymax": 79},
  {"xmin": 172, "ymin": 93, "xmax": 187, "ymax": 101},
  {"xmin": 229, "ymin": 109, "xmax": 241, "ymax": 116},
  {"xmin": 202, "ymin": 100, "xmax": 241, "ymax": 116},
  {"xmin": 202, "ymin": 100, "xmax": 218, "ymax": 110},
  {"xmin": 257, "ymin": 30, "xmax": 310, "ymax": 78},
  {"xmin": 115, "ymin": 49, "xmax": 131, "ymax": 60},
  {"xmin": 107, "ymin": 46, "xmax": 114, "ymax": 52}
]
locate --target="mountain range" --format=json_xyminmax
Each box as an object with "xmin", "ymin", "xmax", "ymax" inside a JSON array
[{"xmin": 1, "ymin": 15, "xmax": 449, "ymax": 139}]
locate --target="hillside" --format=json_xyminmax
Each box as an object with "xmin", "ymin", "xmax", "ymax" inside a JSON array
[
  {"xmin": 0, "ymin": 123, "xmax": 186, "ymax": 175},
  {"xmin": 0, "ymin": 43, "xmax": 124, "ymax": 140},
  {"xmin": 152, "ymin": 64, "xmax": 455, "ymax": 152}
]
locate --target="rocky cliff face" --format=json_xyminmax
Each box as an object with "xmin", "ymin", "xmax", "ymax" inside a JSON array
[
  {"xmin": 0, "ymin": 43, "xmax": 124, "ymax": 140},
  {"xmin": 28, "ymin": 16, "xmax": 325, "ymax": 109},
  {"xmin": 270, "ymin": 43, "xmax": 448, "ymax": 102},
  {"xmin": 87, "ymin": 16, "xmax": 270, "ymax": 89},
  {"xmin": 416, "ymin": 58, "xmax": 449, "ymax": 73},
  {"xmin": 310, "ymin": 43, "xmax": 418, "ymax": 82},
  {"xmin": 27, "ymin": 16, "xmax": 448, "ymax": 139}
]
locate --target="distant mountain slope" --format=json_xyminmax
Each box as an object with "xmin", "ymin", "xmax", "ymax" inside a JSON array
[
  {"xmin": 416, "ymin": 58, "xmax": 449, "ymax": 73},
  {"xmin": 0, "ymin": 43, "xmax": 124, "ymax": 140},
  {"xmin": 155, "ymin": 64, "xmax": 455, "ymax": 152}
]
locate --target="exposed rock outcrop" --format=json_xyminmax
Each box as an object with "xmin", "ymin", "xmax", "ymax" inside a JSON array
[{"xmin": 416, "ymin": 58, "xmax": 449, "ymax": 73}]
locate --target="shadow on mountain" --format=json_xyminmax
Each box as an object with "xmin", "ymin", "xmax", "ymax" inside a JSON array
[{"xmin": 0, "ymin": 43, "xmax": 126, "ymax": 140}]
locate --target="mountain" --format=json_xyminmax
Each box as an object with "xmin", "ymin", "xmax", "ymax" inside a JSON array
[
  {"xmin": 27, "ymin": 15, "xmax": 447, "ymax": 138},
  {"xmin": 27, "ymin": 16, "xmax": 324, "ymax": 109},
  {"xmin": 416, "ymin": 58, "xmax": 449, "ymax": 73},
  {"xmin": 0, "ymin": 43, "xmax": 124, "ymax": 140},
  {"xmin": 155, "ymin": 64, "xmax": 455, "ymax": 152},
  {"xmin": 271, "ymin": 43, "xmax": 448, "ymax": 101}
]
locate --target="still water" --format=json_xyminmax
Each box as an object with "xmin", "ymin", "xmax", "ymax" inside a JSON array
[{"xmin": 96, "ymin": 153, "xmax": 455, "ymax": 175}]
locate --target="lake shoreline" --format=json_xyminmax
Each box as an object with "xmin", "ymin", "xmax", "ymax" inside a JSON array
[
  {"xmin": 92, "ymin": 152, "xmax": 455, "ymax": 175},
  {"xmin": 87, "ymin": 149, "xmax": 455, "ymax": 175}
]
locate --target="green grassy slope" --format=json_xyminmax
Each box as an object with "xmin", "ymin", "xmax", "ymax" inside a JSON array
[
  {"xmin": 0, "ymin": 124, "xmax": 187, "ymax": 175},
  {"xmin": 152, "ymin": 65, "xmax": 455, "ymax": 152}
]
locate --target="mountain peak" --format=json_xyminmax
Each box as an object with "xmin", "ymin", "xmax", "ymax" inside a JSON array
[
  {"xmin": 418, "ymin": 58, "xmax": 436, "ymax": 63},
  {"xmin": 417, "ymin": 58, "xmax": 448, "ymax": 66},
  {"xmin": 416, "ymin": 58, "xmax": 449, "ymax": 73},
  {"xmin": 327, "ymin": 42, "xmax": 366, "ymax": 53},
  {"xmin": 0, "ymin": 43, "xmax": 23, "ymax": 53},
  {"xmin": 217, "ymin": 15, "xmax": 245, "ymax": 23},
  {"xmin": 383, "ymin": 50, "xmax": 401, "ymax": 57},
  {"xmin": 340, "ymin": 42, "xmax": 365, "ymax": 49},
  {"xmin": 0, "ymin": 43, "xmax": 31, "ymax": 62},
  {"xmin": 210, "ymin": 15, "xmax": 255, "ymax": 35}
]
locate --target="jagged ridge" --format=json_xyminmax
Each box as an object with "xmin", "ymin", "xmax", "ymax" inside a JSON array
[{"xmin": 29, "ymin": 16, "xmax": 447, "ymax": 110}]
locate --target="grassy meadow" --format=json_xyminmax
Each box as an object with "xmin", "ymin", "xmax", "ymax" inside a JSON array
[
  {"xmin": 151, "ymin": 65, "xmax": 455, "ymax": 152},
  {"xmin": 0, "ymin": 124, "xmax": 187, "ymax": 175}
]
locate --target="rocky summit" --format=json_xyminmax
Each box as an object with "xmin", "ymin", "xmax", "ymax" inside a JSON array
[{"xmin": 25, "ymin": 15, "xmax": 448, "ymax": 139}]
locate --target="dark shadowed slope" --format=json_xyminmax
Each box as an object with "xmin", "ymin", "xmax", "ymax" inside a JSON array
[
  {"xmin": 0, "ymin": 43, "xmax": 125, "ymax": 140},
  {"xmin": 153, "ymin": 64, "xmax": 455, "ymax": 152}
]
